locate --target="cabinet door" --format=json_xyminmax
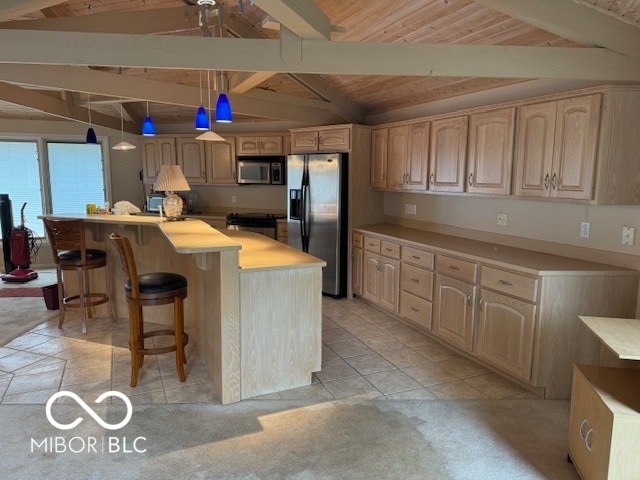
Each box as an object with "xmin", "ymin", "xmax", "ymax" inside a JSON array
[
  {"xmin": 259, "ymin": 136, "xmax": 283, "ymax": 154},
  {"xmin": 433, "ymin": 274, "xmax": 475, "ymax": 351},
  {"xmin": 176, "ymin": 138, "xmax": 206, "ymax": 184},
  {"xmin": 467, "ymin": 108, "xmax": 515, "ymax": 195},
  {"xmin": 318, "ymin": 128, "xmax": 350, "ymax": 151},
  {"xmin": 400, "ymin": 291, "xmax": 432, "ymax": 330},
  {"xmin": 567, "ymin": 366, "xmax": 595, "ymax": 478},
  {"xmin": 386, "ymin": 125, "xmax": 409, "ymax": 190},
  {"xmin": 551, "ymin": 95, "xmax": 601, "ymax": 200},
  {"xmin": 476, "ymin": 289, "xmax": 536, "ymax": 380},
  {"xmin": 406, "ymin": 122, "xmax": 429, "ymax": 191},
  {"xmin": 429, "ymin": 116, "xmax": 468, "ymax": 192},
  {"xmin": 236, "ymin": 136, "xmax": 260, "ymax": 155},
  {"xmin": 371, "ymin": 128, "xmax": 388, "ymax": 188},
  {"xmin": 142, "ymin": 138, "xmax": 176, "ymax": 182},
  {"xmin": 379, "ymin": 257, "xmax": 400, "ymax": 312},
  {"xmin": 362, "ymin": 252, "xmax": 381, "ymax": 303},
  {"xmin": 291, "ymin": 131, "xmax": 319, "ymax": 152},
  {"xmin": 352, "ymin": 247, "xmax": 363, "ymax": 296},
  {"xmin": 206, "ymin": 138, "xmax": 236, "ymax": 185},
  {"xmin": 513, "ymin": 102, "xmax": 556, "ymax": 197}
]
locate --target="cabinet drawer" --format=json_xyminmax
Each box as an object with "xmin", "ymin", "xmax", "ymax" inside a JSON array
[
  {"xmin": 436, "ymin": 255, "xmax": 477, "ymax": 283},
  {"xmin": 381, "ymin": 240, "xmax": 400, "ymax": 259},
  {"xmin": 352, "ymin": 231, "xmax": 363, "ymax": 249},
  {"xmin": 481, "ymin": 266, "xmax": 538, "ymax": 302},
  {"xmin": 401, "ymin": 245, "xmax": 434, "ymax": 270},
  {"xmin": 401, "ymin": 264, "xmax": 433, "ymax": 301},
  {"xmin": 364, "ymin": 236, "xmax": 381, "ymax": 253},
  {"xmin": 400, "ymin": 291, "xmax": 432, "ymax": 330}
]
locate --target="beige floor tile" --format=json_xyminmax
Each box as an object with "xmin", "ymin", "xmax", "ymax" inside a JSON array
[
  {"xmin": 436, "ymin": 356, "xmax": 492, "ymax": 379},
  {"xmin": 327, "ymin": 338, "xmax": 374, "ymax": 358},
  {"xmin": 342, "ymin": 323, "xmax": 387, "ymax": 339},
  {"xmin": 12, "ymin": 357, "xmax": 66, "ymax": 375},
  {"xmin": 127, "ymin": 389, "xmax": 168, "ymax": 404},
  {"xmin": 5, "ymin": 370, "xmax": 63, "ymax": 396},
  {"xmin": 62, "ymin": 361, "xmax": 113, "ymax": 387},
  {"xmin": 360, "ymin": 335, "xmax": 407, "ymax": 353},
  {"xmin": 331, "ymin": 313, "xmax": 368, "ymax": 328},
  {"xmin": 2, "ymin": 387, "xmax": 59, "ymax": 404},
  {"xmin": 321, "ymin": 345, "xmax": 339, "ymax": 363},
  {"xmin": 315, "ymin": 358, "xmax": 360, "ymax": 382},
  {"xmin": 411, "ymin": 343, "xmax": 461, "ymax": 362},
  {"xmin": 0, "ymin": 376, "xmax": 10, "ymax": 397},
  {"xmin": 54, "ymin": 379, "xmax": 115, "ymax": 402},
  {"xmin": 364, "ymin": 369, "xmax": 422, "ymax": 395},
  {"xmin": 463, "ymin": 373, "xmax": 527, "ymax": 399},
  {"xmin": 322, "ymin": 376, "xmax": 382, "ymax": 400},
  {"xmin": 0, "ymin": 350, "xmax": 48, "ymax": 372},
  {"xmin": 401, "ymin": 362, "xmax": 459, "ymax": 387},
  {"xmin": 250, "ymin": 391, "xmax": 283, "ymax": 400},
  {"xmin": 0, "ymin": 346, "xmax": 18, "ymax": 359},
  {"xmin": 278, "ymin": 383, "xmax": 334, "ymax": 401},
  {"xmin": 4, "ymin": 332, "xmax": 50, "ymax": 350},
  {"xmin": 382, "ymin": 388, "xmax": 438, "ymax": 400},
  {"xmin": 379, "ymin": 348, "xmax": 430, "ymax": 368},
  {"xmin": 427, "ymin": 380, "xmax": 490, "ymax": 400},
  {"xmin": 164, "ymin": 382, "xmax": 217, "ymax": 403},
  {"xmin": 322, "ymin": 327, "xmax": 357, "ymax": 345},
  {"xmin": 25, "ymin": 337, "xmax": 81, "ymax": 356},
  {"xmin": 322, "ymin": 317, "xmax": 339, "ymax": 330},
  {"xmin": 111, "ymin": 369, "xmax": 165, "ymax": 396},
  {"xmin": 391, "ymin": 331, "xmax": 437, "ymax": 348},
  {"xmin": 345, "ymin": 353, "xmax": 396, "ymax": 375}
]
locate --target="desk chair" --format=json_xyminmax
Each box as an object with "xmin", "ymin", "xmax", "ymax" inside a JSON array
[
  {"xmin": 43, "ymin": 218, "xmax": 116, "ymax": 333},
  {"xmin": 109, "ymin": 232, "xmax": 188, "ymax": 387}
]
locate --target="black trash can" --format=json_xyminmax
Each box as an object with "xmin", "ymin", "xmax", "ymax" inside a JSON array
[{"xmin": 42, "ymin": 284, "xmax": 59, "ymax": 310}]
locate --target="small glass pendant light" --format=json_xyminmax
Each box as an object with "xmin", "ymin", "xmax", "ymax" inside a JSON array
[
  {"xmin": 195, "ymin": 71, "xmax": 210, "ymax": 130},
  {"xmin": 86, "ymin": 93, "xmax": 98, "ymax": 144},
  {"xmin": 142, "ymin": 101, "xmax": 156, "ymax": 136}
]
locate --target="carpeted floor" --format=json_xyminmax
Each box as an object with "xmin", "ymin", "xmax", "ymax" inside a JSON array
[{"xmin": 1, "ymin": 398, "xmax": 579, "ymax": 479}]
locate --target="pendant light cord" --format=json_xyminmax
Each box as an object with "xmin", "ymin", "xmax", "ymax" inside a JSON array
[
  {"xmin": 207, "ymin": 70, "xmax": 212, "ymax": 130},
  {"xmin": 88, "ymin": 94, "xmax": 93, "ymax": 126}
]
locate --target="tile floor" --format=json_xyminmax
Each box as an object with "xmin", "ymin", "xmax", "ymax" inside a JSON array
[{"xmin": 0, "ymin": 275, "xmax": 538, "ymax": 405}]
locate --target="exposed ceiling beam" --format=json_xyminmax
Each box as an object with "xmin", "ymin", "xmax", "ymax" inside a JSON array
[
  {"xmin": 0, "ymin": 0, "xmax": 67, "ymax": 22},
  {"xmin": 229, "ymin": 71, "xmax": 278, "ymax": 93},
  {"xmin": 0, "ymin": 64, "xmax": 344, "ymax": 124},
  {"xmin": 474, "ymin": 0, "xmax": 640, "ymax": 60},
  {"xmin": 0, "ymin": 6, "xmax": 202, "ymax": 34},
  {"xmin": 0, "ymin": 30, "xmax": 639, "ymax": 81},
  {"xmin": 0, "ymin": 81, "xmax": 137, "ymax": 133},
  {"xmin": 250, "ymin": 0, "xmax": 331, "ymax": 40}
]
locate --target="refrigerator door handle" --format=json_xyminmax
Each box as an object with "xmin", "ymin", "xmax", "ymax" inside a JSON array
[{"xmin": 300, "ymin": 159, "xmax": 310, "ymax": 252}]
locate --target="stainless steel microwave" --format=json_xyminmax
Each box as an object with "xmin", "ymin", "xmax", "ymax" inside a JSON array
[{"xmin": 236, "ymin": 156, "xmax": 285, "ymax": 185}]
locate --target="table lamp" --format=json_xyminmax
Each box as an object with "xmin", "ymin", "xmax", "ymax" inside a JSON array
[{"xmin": 153, "ymin": 165, "xmax": 191, "ymax": 220}]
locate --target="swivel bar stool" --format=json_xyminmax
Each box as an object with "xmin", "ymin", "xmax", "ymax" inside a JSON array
[
  {"xmin": 109, "ymin": 232, "xmax": 188, "ymax": 387},
  {"xmin": 43, "ymin": 218, "xmax": 116, "ymax": 333}
]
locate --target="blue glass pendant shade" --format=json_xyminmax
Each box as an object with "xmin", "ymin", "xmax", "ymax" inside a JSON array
[
  {"xmin": 215, "ymin": 94, "xmax": 232, "ymax": 123},
  {"xmin": 142, "ymin": 116, "xmax": 156, "ymax": 136},
  {"xmin": 195, "ymin": 105, "xmax": 210, "ymax": 130},
  {"xmin": 86, "ymin": 127, "xmax": 98, "ymax": 144}
]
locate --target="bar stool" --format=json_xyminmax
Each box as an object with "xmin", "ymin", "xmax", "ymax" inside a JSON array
[
  {"xmin": 43, "ymin": 218, "xmax": 116, "ymax": 333},
  {"xmin": 109, "ymin": 232, "xmax": 188, "ymax": 387}
]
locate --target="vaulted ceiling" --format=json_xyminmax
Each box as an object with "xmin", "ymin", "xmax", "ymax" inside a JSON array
[{"xmin": 0, "ymin": 0, "xmax": 638, "ymax": 134}]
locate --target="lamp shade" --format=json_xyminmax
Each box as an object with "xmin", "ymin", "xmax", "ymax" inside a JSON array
[
  {"xmin": 153, "ymin": 165, "xmax": 191, "ymax": 192},
  {"xmin": 86, "ymin": 127, "xmax": 98, "ymax": 144},
  {"xmin": 142, "ymin": 116, "xmax": 156, "ymax": 136},
  {"xmin": 112, "ymin": 141, "xmax": 136, "ymax": 151},
  {"xmin": 195, "ymin": 105, "xmax": 210, "ymax": 130},
  {"xmin": 195, "ymin": 130, "xmax": 226, "ymax": 142},
  {"xmin": 215, "ymin": 94, "xmax": 232, "ymax": 123}
]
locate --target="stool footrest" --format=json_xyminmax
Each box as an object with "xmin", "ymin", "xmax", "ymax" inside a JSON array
[
  {"xmin": 63, "ymin": 293, "xmax": 109, "ymax": 309},
  {"xmin": 131, "ymin": 330, "xmax": 189, "ymax": 356}
]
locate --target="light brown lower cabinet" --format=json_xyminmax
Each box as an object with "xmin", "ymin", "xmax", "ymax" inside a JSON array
[
  {"xmin": 567, "ymin": 364, "xmax": 640, "ymax": 480},
  {"xmin": 362, "ymin": 250, "xmax": 400, "ymax": 313},
  {"xmin": 432, "ymin": 274, "xmax": 475, "ymax": 352}
]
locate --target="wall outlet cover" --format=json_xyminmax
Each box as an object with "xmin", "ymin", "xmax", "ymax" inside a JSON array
[
  {"xmin": 497, "ymin": 213, "xmax": 508, "ymax": 226},
  {"xmin": 580, "ymin": 221, "xmax": 590, "ymax": 238},
  {"xmin": 622, "ymin": 226, "xmax": 635, "ymax": 245},
  {"xmin": 404, "ymin": 204, "xmax": 417, "ymax": 215}
]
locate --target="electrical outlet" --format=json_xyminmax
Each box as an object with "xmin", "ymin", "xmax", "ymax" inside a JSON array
[
  {"xmin": 404, "ymin": 204, "xmax": 416, "ymax": 215},
  {"xmin": 231, "ymin": 195, "xmax": 237, "ymax": 203},
  {"xmin": 580, "ymin": 221, "xmax": 590, "ymax": 238},
  {"xmin": 622, "ymin": 226, "xmax": 635, "ymax": 245},
  {"xmin": 497, "ymin": 213, "xmax": 508, "ymax": 226}
]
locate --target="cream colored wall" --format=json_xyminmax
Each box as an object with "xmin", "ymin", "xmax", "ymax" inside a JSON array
[
  {"xmin": 383, "ymin": 192, "xmax": 640, "ymax": 270},
  {"xmin": 188, "ymin": 184, "xmax": 287, "ymax": 213}
]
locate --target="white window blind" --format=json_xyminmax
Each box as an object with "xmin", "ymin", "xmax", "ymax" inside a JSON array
[
  {"xmin": 0, "ymin": 141, "xmax": 44, "ymax": 236},
  {"xmin": 47, "ymin": 142, "xmax": 105, "ymax": 214}
]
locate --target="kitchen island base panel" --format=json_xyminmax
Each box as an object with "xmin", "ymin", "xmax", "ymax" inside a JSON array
[{"xmin": 240, "ymin": 267, "xmax": 322, "ymax": 399}]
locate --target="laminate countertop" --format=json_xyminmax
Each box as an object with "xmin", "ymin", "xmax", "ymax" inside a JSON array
[{"xmin": 356, "ymin": 223, "xmax": 640, "ymax": 277}]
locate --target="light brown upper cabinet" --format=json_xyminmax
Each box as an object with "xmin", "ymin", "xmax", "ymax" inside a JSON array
[
  {"xmin": 205, "ymin": 137, "xmax": 236, "ymax": 185},
  {"xmin": 467, "ymin": 108, "xmax": 515, "ymax": 195},
  {"xmin": 514, "ymin": 95, "xmax": 600, "ymax": 200},
  {"xmin": 291, "ymin": 126, "xmax": 351, "ymax": 153},
  {"xmin": 370, "ymin": 127, "xmax": 388, "ymax": 189},
  {"xmin": 176, "ymin": 138, "xmax": 206, "ymax": 184},
  {"xmin": 386, "ymin": 122, "xmax": 429, "ymax": 191},
  {"xmin": 429, "ymin": 116, "xmax": 468, "ymax": 192},
  {"xmin": 236, "ymin": 135, "xmax": 283, "ymax": 155},
  {"xmin": 142, "ymin": 138, "xmax": 176, "ymax": 182}
]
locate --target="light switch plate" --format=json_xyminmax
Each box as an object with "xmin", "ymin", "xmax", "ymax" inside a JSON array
[
  {"xmin": 497, "ymin": 213, "xmax": 508, "ymax": 226},
  {"xmin": 404, "ymin": 204, "xmax": 416, "ymax": 215}
]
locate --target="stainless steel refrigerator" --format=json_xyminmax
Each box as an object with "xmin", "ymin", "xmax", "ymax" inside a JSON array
[{"xmin": 287, "ymin": 153, "xmax": 348, "ymax": 297}]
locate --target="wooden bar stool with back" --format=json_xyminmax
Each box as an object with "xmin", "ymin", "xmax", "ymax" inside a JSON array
[
  {"xmin": 43, "ymin": 218, "xmax": 116, "ymax": 333},
  {"xmin": 109, "ymin": 232, "xmax": 188, "ymax": 387}
]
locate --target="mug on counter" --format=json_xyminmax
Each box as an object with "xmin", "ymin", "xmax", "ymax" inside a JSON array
[{"xmin": 86, "ymin": 203, "xmax": 97, "ymax": 214}]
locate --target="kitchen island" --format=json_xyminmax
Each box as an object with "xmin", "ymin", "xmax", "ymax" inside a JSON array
[{"xmin": 41, "ymin": 214, "xmax": 325, "ymax": 404}]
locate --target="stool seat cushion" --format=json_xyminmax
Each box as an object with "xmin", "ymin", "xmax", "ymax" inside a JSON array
[
  {"xmin": 126, "ymin": 272, "xmax": 187, "ymax": 294},
  {"xmin": 59, "ymin": 249, "xmax": 107, "ymax": 262}
]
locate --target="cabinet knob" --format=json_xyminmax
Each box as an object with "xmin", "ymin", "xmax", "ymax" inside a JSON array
[
  {"xmin": 466, "ymin": 292, "xmax": 473, "ymax": 307},
  {"xmin": 544, "ymin": 173, "xmax": 550, "ymax": 190},
  {"xmin": 584, "ymin": 428, "xmax": 594, "ymax": 452},
  {"xmin": 430, "ymin": 172, "xmax": 434, "ymax": 185},
  {"xmin": 498, "ymin": 279, "xmax": 513, "ymax": 286},
  {"xmin": 411, "ymin": 278, "xmax": 420, "ymax": 283},
  {"xmin": 579, "ymin": 418, "xmax": 589, "ymax": 441},
  {"xmin": 449, "ymin": 265, "xmax": 460, "ymax": 271},
  {"xmin": 410, "ymin": 306, "xmax": 419, "ymax": 313},
  {"xmin": 478, "ymin": 297, "xmax": 485, "ymax": 311},
  {"xmin": 550, "ymin": 173, "xmax": 557, "ymax": 190},
  {"xmin": 468, "ymin": 173, "xmax": 473, "ymax": 187}
]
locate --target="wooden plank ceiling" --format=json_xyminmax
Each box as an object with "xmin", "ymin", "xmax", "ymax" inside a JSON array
[{"xmin": 0, "ymin": 0, "xmax": 638, "ymax": 133}]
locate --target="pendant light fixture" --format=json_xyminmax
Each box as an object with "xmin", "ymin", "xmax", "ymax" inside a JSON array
[
  {"xmin": 86, "ymin": 93, "xmax": 98, "ymax": 144},
  {"xmin": 195, "ymin": 71, "xmax": 210, "ymax": 131},
  {"xmin": 112, "ymin": 101, "xmax": 136, "ymax": 151},
  {"xmin": 196, "ymin": 70, "xmax": 225, "ymax": 142},
  {"xmin": 215, "ymin": 21, "xmax": 232, "ymax": 123},
  {"xmin": 141, "ymin": 101, "xmax": 156, "ymax": 136}
]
